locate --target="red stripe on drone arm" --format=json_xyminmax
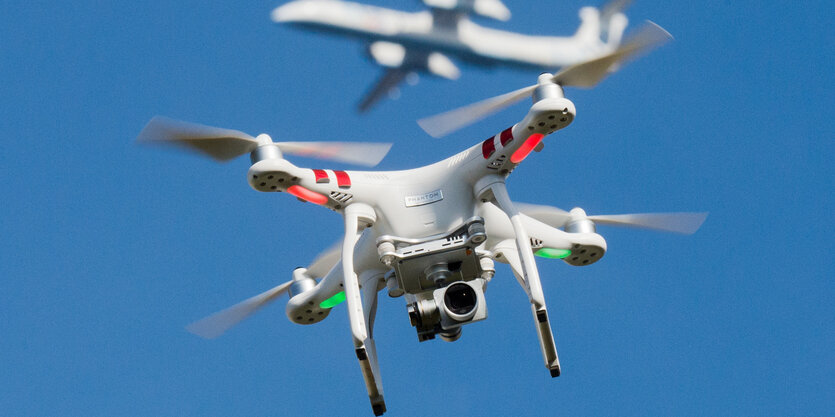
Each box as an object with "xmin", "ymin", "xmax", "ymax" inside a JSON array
[
  {"xmin": 312, "ymin": 169, "xmax": 329, "ymax": 183},
  {"xmin": 510, "ymin": 133, "xmax": 544, "ymax": 164},
  {"xmin": 287, "ymin": 185, "xmax": 328, "ymax": 205},
  {"xmin": 500, "ymin": 127, "xmax": 514, "ymax": 146},
  {"xmin": 482, "ymin": 137, "xmax": 496, "ymax": 159},
  {"xmin": 334, "ymin": 170, "xmax": 351, "ymax": 188}
]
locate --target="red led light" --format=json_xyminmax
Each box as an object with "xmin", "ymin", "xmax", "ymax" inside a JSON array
[
  {"xmin": 334, "ymin": 170, "xmax": 351, "ymax": 188},
  {"xmin": 510, "ymin": 133, "xmax": 544, "ymax": 164},
  {"xmin": 287, "ymin": 185, "xmax": 328, "ymax": 205}
]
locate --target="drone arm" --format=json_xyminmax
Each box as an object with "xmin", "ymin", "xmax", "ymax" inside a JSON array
[{"xmin": 520, "ymin": 215, "xmax": 608, "ymax": 252}]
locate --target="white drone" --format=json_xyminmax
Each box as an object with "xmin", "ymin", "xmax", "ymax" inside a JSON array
[{"xmin": 139, "ymin": 23, "xmax": 704, "ymax": 416}]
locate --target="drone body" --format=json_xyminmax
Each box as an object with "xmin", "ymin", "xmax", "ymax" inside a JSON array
[
  {"xmin": 139, "ymin": 22, "xmax": 706, "ymax": 416},
  {"xmin": 245, "ymin": 87, "xmax": 603, "ymax": 332},
  {"xmin": 273, "ymin": 0, "xmax": 633, "ymax": 110}
]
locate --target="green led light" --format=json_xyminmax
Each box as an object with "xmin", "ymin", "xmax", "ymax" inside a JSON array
[
  {"xmin": 319, "ymin": 291, "xmax": 346, "ymax": 309},
  {"xmin": 535, "ymin": 248, "xmax": 572, "ymax": 259}
]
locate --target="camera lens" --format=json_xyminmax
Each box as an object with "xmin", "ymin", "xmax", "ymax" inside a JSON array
[
  {"xmin": 444, "ymin": 283, "xmax": 478, "ymax": 316},
  {"xmin": 440, "ymin": 327, "xmax": 462, "ymax": 342}
]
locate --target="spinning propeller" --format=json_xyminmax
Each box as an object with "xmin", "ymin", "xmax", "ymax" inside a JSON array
[
  {"xmin": 417, "ymin": 21, "xmax": 672, "ymax": 138},
  {"xmin": 185, "ymin": 243, "xmax": 342, "ymax": 339},
  {"xmin": 517, "ymin": 203, "xmax": 707, "ymax": 235},
  {"xmin": 138, "ymin": 116, "xmax": 392, "ymax": 166}
]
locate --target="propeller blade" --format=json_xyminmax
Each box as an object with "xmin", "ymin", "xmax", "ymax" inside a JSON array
[
  {"xmin": 417, "ymin": 84, "xmax": 537, "ymax": 138},
  {"xmin": 137, "ymin": 116, "xmax": 259, "ymax": 162},
  {"xmin": 518, "ymin": 203, "xmax": 707, "ymax": 234},
  {"xmin": 552, "ymin": 21, "xmax": 672, "ymax": 88},
  {"xmin": 185, "ymin": 280, "xmax": 293, "ymax": 339},
  {"xmin": 416, "ymin": 21, "xmax": 671, "ymax": 138},
  {"xmin": 516, "ymin": 202, "xmax": 572, "ymax": 228},
  {"xmin": 588, "ymin": 212, "xmax": 708, "ymax": 235},
  {"xmin": 276, "ymin": 141, "xmax": 392, "ymax": 167},
  {"xmin": 305, "ymin": 241, "xmax": 342, "ymax": 278},
  {"xmin": 139, "ymin": 117, "xmax": 392, "ymax": 166}
]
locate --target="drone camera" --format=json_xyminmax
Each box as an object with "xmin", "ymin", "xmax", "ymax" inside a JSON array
[
  {"xmin": 443, "ymin": 282, "xmax": 479, "ymax": 321},
  {"xmin": 439, "ymin": 327, "xmax": 462, "ymax": 342},
  {"xmin": 434, "ymin": 279, "xmax": 487, "ymax": 329},
  {"xmin": 407, "ymin": 278, "xmax": 488, "ymax": 342}
]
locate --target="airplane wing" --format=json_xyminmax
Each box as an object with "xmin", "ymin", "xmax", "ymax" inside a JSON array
[
  {"xmin": 360, "ymin": 43, "xmax": 462, "ymax": 112},
  {"xmin": 358, "ymin": 68, "xmax": 411, "ymax": 113}
]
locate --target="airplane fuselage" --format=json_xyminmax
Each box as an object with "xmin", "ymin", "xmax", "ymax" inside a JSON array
[{"xmin": 274, "ymin": 0, "xmax": 613, "ymax": 70}]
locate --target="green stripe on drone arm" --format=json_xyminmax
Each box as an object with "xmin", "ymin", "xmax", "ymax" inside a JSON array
[
  {"xmin": 534, "ymin": 248, "xmax": 572, "ymax": 259},
  {"xmin": 319, "ymin": 291, "xmax": 347, "ymax": 309}
]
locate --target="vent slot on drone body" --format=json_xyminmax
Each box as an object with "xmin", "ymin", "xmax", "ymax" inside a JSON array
[
  {"xmin": 401, "ymin": 248, "xmax": 426, "ymax": 256},
  {"xmin": 330, "ymin": 192, "xmax": 354, "ymax": 204},
  {"xmin": 530, "ymin": 237, "xmax": 543, "ymax": 249},
  {"xmin": 488, "ymin": 154, "xmax": 506, "ymax": 169},
  {"xmin": 446, "ymin": 233, "xmax": 466, "ymax": 242}
]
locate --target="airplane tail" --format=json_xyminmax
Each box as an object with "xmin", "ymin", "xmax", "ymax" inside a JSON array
[{"xmin": 573, "ymin": 0, "xmax": 631, "ymax": 48}]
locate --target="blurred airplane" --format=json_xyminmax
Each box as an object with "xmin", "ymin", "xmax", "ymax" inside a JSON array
[{"xmin": 273, "ymin": 0, "xmax": 636, "ymax": 111}]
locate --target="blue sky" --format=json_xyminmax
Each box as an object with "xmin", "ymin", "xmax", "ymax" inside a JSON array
[{"xmin": 1, "ymin": 0, "xmax": 832, "ymax": 415}]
